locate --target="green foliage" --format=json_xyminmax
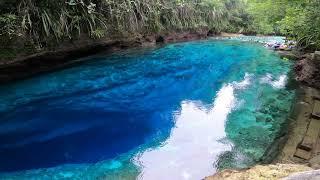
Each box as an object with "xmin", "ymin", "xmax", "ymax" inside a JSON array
[
  {"xmin": 2, "ymin": 0, "xmax": 319, "ymax": 51},
  {"xmin": 246, "ymin": 0, "xmax": 288, "ymax": 34},
  {"xmin": 247, "ymin": 0, "xmax": 320, "ymax": 50},
  {"xmin": 287, "ymin": 0, "xmax": 320, "ymax": 50},
  {"xmin": 0, "ymin": 14, "xmax": 20, "ymax": 38},
  {"xmin": 18, "ymin": 0, "xmax": 107, "ymax": 43},
  {"xmin": 0, "ymin": 0, "xmax": 250, "ymax": 50}
]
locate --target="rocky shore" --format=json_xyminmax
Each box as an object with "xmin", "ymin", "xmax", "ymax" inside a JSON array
[
  {"xmin": 205, "ymin": 164, "xmax": 313, "ymax": 180},
  {"xmin": 206, "ymin": 50, "xmax": 320, "ymax": 179},
  {"xmin": 0, "ymin": 29, "xmax": 210, "ymax": 84},
  {"xmin": 0, "ymin": 32, "xmax": 283, "ymax": 84}
]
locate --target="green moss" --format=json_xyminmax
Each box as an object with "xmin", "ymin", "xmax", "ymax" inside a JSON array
[
  {"xmin": 0, "ymin": 48, "xmax": 18, "ymax": 60},
  {"xmin": 0, "ymin": 38, "xmax": 37, "ymax": 61}
]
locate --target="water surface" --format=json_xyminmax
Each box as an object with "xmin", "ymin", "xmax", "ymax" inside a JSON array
[{"xmin": 0, "ymin": 39, "xmax": 295, "ymax": 179}]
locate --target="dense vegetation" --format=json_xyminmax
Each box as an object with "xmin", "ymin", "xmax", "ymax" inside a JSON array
[
  {"xmin": 0, "ymin": 0, "xmax": 249, "ymax": 49},
  {"xmin": 247, "ymin": 0, "xmax": 320, "ymax": 50},
  {"xmin": 0, "ymin": 0, "xmax": 319, "ymax": 56}
]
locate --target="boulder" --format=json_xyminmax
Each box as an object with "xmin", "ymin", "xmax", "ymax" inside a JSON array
[
  {"xmin": 277, "ymin": 51, "xmax": 299, "ymax": 60},
  {"xmin": 294, "ymin": 57, "xmax": 320, "ymax": 89},
  {"xmin": 309, "ymin": 155, "xmax": 320, "ymax": 169},
  {"xmin": 313, "ymin": 51, "xmax": 320, "ymax": 61}
]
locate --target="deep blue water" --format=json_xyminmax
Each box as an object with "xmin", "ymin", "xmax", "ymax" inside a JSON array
[{"xmin": 0, "ymin": 38, "xmax": 295, "ymax": 179}]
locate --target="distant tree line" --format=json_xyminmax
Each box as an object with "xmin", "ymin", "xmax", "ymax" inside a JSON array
[{"xmin": 247, "ymin": 0, "xmax": 320, "ymax": 50}]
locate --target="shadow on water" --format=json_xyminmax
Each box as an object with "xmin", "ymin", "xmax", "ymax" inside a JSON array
[{"xmin": 0, "ymin": 108, "xmax": 172, "ymax": 171}]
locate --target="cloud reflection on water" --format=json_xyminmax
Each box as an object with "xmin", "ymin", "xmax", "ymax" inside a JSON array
[{"xmin": 135, "ymin": 74, "xmax": 252, "ymax": 180}]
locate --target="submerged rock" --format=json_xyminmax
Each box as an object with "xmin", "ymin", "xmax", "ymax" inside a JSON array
[{"xmin": 206, "ymin": 87, "xmax": 320, "ymax": 180}]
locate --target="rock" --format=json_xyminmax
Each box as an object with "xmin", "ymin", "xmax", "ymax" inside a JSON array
[
  {"xmin": 312, "ymin": 100, "xmax": 320, "ymax": 118},
  {"xmin": 220, "ymin": 32, "xmax": 244, "ymax": 37},
  {"xmin": 159, "ymin": 29, "xmax": 209, "ymax": 43},
  {"xmin": 301, "ymin": 53, "xmax": 314, "ymax": 59},
  {"xmin": 283, "ymin": 169, "xmax": 320, "ymax": 180},
  {"xmin": 294, "ymin": 57, "xmax": 320, "ymax": 89},
  {"xmin": 205, "ymin": 164, "xmax": 313, "ymax": 180},
  {"xmin": 155, "ymin": 36, "xmax": 165, "ymax": 43},
  {"xmin": 294, "ymin": 148, "xmax": 312, "ymax": 160},
  {"xmin": 277, "ymin": 51, "xmax": 299, "ymax": 60},
  {"xmin": 207, "ymin": 30, "xmax": 219, "ymax": 36},
  {"xmin": 309, "ymin": 155, "xmax": 320, "ymax": 169},
  {"xmin": 313, "ymin": 51, "xmax": 320, "ymax": 61},
  {"xmin": 256, "ymin": 114, "xmax": 265, "ymax": 122},
  {"xmin": 266, "ymin": 117, "xmax": 273, "ymax": 122}
]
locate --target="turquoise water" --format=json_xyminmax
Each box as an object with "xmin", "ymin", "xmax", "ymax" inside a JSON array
[
  {"xmin": 213, "ymin": 36, "xmax": 286, "ymax": 44},
  {"xmin": 0, "ymin": 39, "xmax": 295, "ymax": 179}
]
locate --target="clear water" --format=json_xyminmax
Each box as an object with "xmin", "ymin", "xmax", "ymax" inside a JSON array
[
  {"xmin": 0, "ymin": 39, "xmax": 296, "ymax": 180},
  {"xmin": 214, "ymin": 36, "xmax": 286, "ymax": 44}
]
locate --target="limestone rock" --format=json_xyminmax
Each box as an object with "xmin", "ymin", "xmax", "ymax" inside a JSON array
[
  {"xmin": 295, "ymin": 57, "xmax": 320, "ymax": 89},
  {"xmin": 205, "ymin": 164, "xmax": 312, "ymax": 180},
  {"xmin": 283, "ymin": 169, "xmax": 320, "ymax": 180},
  {"xmin": 277, "ymin": 51, "xmax": 299, "ymax": 60},
  {"xmin": 313, "ymin": 51, "xmax": 320, "ymax": 61},
  {"xmin": 309, "ymin": 155, "xmax": 320, "ymax": 169}
]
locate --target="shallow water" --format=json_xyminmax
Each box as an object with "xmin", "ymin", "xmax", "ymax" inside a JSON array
[{"xmin": 0, "ymin": 39, "xmax": 295, "ymax": 179}]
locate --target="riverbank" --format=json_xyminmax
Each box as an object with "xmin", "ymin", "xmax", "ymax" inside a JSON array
[
  {"xmin": 0, "ymin": 31, "xmax": 249, "ymax": 84},
  {"xmin": 278, "ymin": 52, "xmax": 320, "ymax": 169},
  {"xmin": 205, "ymin": 50, "xmax": 320, "ymax": 179},
  {"xmin": 0, "ymin": 29, "xmax": 212, "ymax": 84},
  {"xmin": 277, "ymin": 86, "xmax": 320, "ymax": 164},
  {"xmin": 205, "ymin": 163, "xmax": 313, "ymax": 180}
]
